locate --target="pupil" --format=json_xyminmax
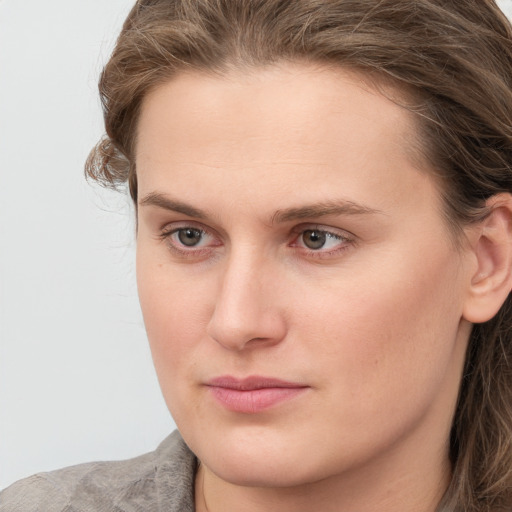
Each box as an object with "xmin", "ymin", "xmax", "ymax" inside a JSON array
[
  {"xmin": 178, "ymin": 228, "xmax": 202, "ymax": 247},
  {"xmin": 303, "ymin": 230, "xmax": 326, "ymax": 250}
]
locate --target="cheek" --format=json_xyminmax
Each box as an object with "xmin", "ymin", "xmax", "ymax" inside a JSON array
[
  {"xmin": 136, "ymin": 247, "xmax": 214, "ymax": 385},
  {"xmin": 293, "ymin": 242, "xmax": 467, "ymax": 426},
  {"xmin": 138, "ymin": 272, "xmax": 212, "ymax": 430}
]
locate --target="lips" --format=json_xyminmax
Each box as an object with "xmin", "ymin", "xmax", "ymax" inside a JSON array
[{"xmin": 206, "ymin": 376, "xmax": 309, "ymax": 414}]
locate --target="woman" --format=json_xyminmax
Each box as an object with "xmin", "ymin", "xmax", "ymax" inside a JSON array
[{"xmin": 2, "ymin": 1, "xmax": 512, "ymax": 511}]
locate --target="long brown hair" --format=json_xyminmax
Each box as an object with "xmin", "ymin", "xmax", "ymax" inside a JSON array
[{"xmin": 86, "ymin": 1, "xmax": 512, "ymax": 510}]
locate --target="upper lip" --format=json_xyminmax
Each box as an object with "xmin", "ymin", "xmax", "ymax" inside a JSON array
[{"xmin": 207, "ymin": 375, "xmax": 308, "ymax": 390}]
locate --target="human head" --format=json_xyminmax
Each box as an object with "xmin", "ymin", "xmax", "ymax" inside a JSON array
[{"xmin": 86, "ymin": 1, "xmax": 512, "ymax": 510}]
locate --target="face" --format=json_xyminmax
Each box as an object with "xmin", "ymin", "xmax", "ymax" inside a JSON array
[{"xmin": 135, "ymin": 64, "xmax": 473, "ymax": 488}]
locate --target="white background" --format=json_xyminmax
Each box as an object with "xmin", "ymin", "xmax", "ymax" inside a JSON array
[{"xmin": 1, "ymin": 0, "xmax": 512, "ymax": 491}]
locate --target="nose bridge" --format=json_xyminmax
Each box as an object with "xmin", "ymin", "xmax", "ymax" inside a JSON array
[{"xmin": 206, "ymin": 243, "xmax": 285, "ymax": 350}]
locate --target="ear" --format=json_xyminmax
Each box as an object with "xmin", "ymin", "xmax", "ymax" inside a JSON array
[{"xmin": 463, "ymin": 193, "xmax": 512, "ymax": 324}]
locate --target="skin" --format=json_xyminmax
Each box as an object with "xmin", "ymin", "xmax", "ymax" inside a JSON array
[{"xmin": 135, "ymin": 63, "xmax": 478, "ymax": 512}]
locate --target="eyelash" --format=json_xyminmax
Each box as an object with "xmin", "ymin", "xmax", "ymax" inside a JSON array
[{"xmin": 158, "ymin": 223, "xmax": 354, "ymax": 260}]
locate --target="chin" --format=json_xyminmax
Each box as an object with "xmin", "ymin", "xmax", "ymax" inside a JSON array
[
  {"xmin": 180, "ymin": 423, "xmax": 344, "ymax": 488},
  {"xmin": 207, "ymin": 451, "xmax": 322, "ymax": 488}
]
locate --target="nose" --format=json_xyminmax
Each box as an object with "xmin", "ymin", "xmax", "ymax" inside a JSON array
[{"xmin": 206, "ymin": 249, "xmax": 287, "ymax": 351}]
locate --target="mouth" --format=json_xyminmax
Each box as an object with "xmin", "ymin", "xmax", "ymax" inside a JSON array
[{"xmin": 205, "ymin": 375, "xmax": 309, "ymax": 414}]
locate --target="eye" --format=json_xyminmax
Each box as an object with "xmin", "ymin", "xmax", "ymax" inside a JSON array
[
  {"xmin": 291, "ymin": 226, "xmax": 353, "ymax": 257},
  {"xmin": 176, "ymin": 228, "xmax": 204, "ymax": 247},
  {"xmin": 159, "ymin": 224, "xmax": 221, "ymax": 256},
  {"xmin": 301, "ymin": 230, "xmax": 333, "ymax": 250}
]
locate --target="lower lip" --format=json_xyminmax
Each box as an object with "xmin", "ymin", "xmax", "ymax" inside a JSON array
[{"xmin": 207, "ymin": 386, "xmax": 308, "ymax": 414}]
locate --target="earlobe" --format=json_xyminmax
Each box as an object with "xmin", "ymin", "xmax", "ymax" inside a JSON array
[{"xmin": 463, "ymin": 193, "xmax": 512, "ymax": 324}]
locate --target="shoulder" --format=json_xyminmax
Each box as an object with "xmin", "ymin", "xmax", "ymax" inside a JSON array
[{"xmin": 0, "ymin": 430, "xmax": 197, "ymax": 512}]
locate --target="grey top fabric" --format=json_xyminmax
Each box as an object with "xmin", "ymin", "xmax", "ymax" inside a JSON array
[{"xmin": 0, "ymin": 430, "xmax": 197, "ymax": 512}]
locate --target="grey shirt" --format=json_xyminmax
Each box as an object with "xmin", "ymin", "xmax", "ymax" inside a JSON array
[{"xmin": 0, "ymin": 430, "xmax": 197, "ymax": 512}]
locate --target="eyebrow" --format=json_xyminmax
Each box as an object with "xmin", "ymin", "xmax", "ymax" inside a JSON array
[
  {"xmin": 139, "ymin": 192, "xmax": 208, "ymax": 219},
  {"xmin": 271, "ymin": 201, "xmax": 383, "ymax": 224},
  {"xmin": 139, "ymin": 192, "xmax": 383, "ymax": 223}
]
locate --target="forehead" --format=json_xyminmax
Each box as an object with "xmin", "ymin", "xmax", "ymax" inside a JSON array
[
  {"xmin": 136, "ymin": 63, "xmax": 417, "ymax": 162},
  {"xmin": 135, "ymin": 63, "xmax": 436, "ymax": 216}
]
